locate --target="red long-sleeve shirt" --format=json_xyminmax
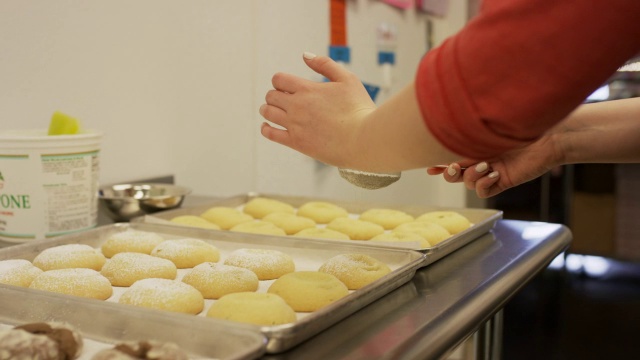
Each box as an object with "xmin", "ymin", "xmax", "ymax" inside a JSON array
[{"xmin": 416, "ymin": 0, "xmax": 640, "ymax": 159}]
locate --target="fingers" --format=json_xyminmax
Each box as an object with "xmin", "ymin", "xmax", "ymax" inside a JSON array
[
  {"xmin": 260, "ymin": 122, "xmax": 291, "ymax": 148},
  {"xmin": 302, "ymin": 52, "xmax": 354, "ymax": 82},
  {"xmin": 271, "ymin": 72, "xmax": 305, "ymax": 94},
  {"xmin": 462, "ymin": 162, "xmax": 491, "ymax": 190},
  {"xmin": 475, "ymin": 171, "xmax": 501, "ymax": 198}
]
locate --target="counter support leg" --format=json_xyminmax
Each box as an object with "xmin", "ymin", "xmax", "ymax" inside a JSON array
[{"xmin": 472, "ymin": 310, "xmax": 503, "ymax": 360}]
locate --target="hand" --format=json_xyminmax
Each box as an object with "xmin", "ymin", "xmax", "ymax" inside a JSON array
[
  {"xmin": 259, "ymin": 52, "xmax": 377, "ymax": 168},
  {"xmin": 427, "ymin": 132, "xmax": 562, "ymax": 198}
]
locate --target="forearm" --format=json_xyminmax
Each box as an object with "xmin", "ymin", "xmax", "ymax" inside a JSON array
[
  {"xmin": 555, "ymin": 97, "xmax": 640, "ymax": 165},
  {"xmin": 353, "ymin": 83, "xmax": 459, "ymax": 173}
]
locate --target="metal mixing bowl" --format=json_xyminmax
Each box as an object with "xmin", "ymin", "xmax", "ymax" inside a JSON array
[{"xmin": 98, "ymin": 183, "xmax": 192, "ymax": 222}]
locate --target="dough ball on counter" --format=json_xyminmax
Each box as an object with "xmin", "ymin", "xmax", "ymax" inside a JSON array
[
  {"xmin": 293, "ymin": 228, "xmax": 351, "ymax": 241},
  {"xmin": 101, "ymin": 230, "xmax": 166, "ymax": 258},
  {"xmin": 11, "ymin": 322, "xmax": 84, "ymax": 360},
  {"xmin": 100, "ymin": 252, "xmax": 177, "ymax": 287},
  {"xmin": 0, "ymin": 259, "xmax": 43, "ymax": 287},
  {"xmin": 224, "ymin": 248, "xmax": 294, "ymax": 280},
  {"xmin": 267, "ymin": 271, "xmax": 349, "ymax": 312},
  {"xmin": 33, "ymin": 244, "xmax": 107, "ymax": 271},
  {"xmin": 359, "ymin": 208, "xmax": 414, "ymax": 230},
  {"xmin": 150, "ymin": 238, "xmax": 220, "ymax": 269},
  {"xmin": 92, "ymin": 340, "xmax": 189, "ymax": 360},
  {"xmin": 230, "ymin": 220, "xmax": 287, "ymax": 236},
  {"xmin": 416, "ymin": 211, "xmax": 471, "ymax": 234},
  {"xmin": 182, "ymin": 262, "xmax": 259, "ymax": 299},
  {"xmin": 318, "ymin": 254, "xmax": 392, "ymax": 290},
  {"xmin": 119, "ymin": 278, "xmax": 204, "ymax": 315},
  {"xmin": 296, "ymin": 201, "xmax": 349, "ymax": 224},
  {"xmin": 326, "ymin": 218, "xmax": 385, "ymax": 240},
  {"xmin": 394, "ymin": 221, "xmax": 451, "ymax": 246},
  {"xmin": 29, "ymin": 268, "xmax": 113, "ymax": 300},
  {"xmin": 200, "ymin": 206, "xmax": 254, "ymax": 230},
  {"xmin": 169, "ymin": 215, "xmax": 221, "ymax": 230},
  {"xmin": 370, "ymin": 231, "xmax": 431, "ymax": 248},
  {"xmin": 206, "ymin": 292, "xmax": 297, "ymax": 326},
  {"xmin": 242, "ymin": 197, "xmax": 295, "ymax": 219},
  {"xmin": 262, "ymin": 212, "xmax": 317, "ymax": 235}
]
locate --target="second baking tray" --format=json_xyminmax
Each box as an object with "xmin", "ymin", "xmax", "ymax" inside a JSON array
[
  {"xmin": 138, "ymin": 192, "xmax": 503, "ymax": 264},
  {"xmin": 0, "ymin": 221, "xmax": 426, "ymax": 354}
]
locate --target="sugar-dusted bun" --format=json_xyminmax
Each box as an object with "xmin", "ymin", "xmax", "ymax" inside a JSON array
[
  {"xmin": 207, "ymin": 292, "xmax": 297, "ymax": 326},
  {"xmin": 263, "ymin": 212, "xmax": 317, "ymax": 235},
  {"xmin": 200, "ymin": 206, "xmax": 254, "ymax": 230},
  {"xmin": 170, "ymin": 215, "xmax": 221, "ymax": 230},
  {"xmin": 101, "ymin": 230, "xmax": 166, "ymax": 258},
  {"xmin": 14, "ymin": 322, "xmax": 84, "ymax": 360},
  {"xmin": 33, "ymin": 244, "xmax": 106, "ymax": 271},
  {"xmin": 394, "ymin": 221, "xmax": 451, "ymax": 246},
  {"xmin": 416, "ymin": 211, "xmax": 471, "ymax": 234},
  {"xmin": 230, "ymin": 220, "xmax": 287, "ymax": 236},
  {"xmin": 30, "ymin": 268, "xmax": 113, "ymax": 300},
  {"xmin": 293, "ymin": 227, "xmax": 351, "ymax": 241},
  {"xmin": 326, "ymin": 217, "xmax": 385, "ymax": 240},
  {"xmin": 268, "ymin": 271, "xmax": 349, "ymax": 312},
  {"xmin": 151, "ymin": 238, "xmax": 220, "ymax": 269},
  {"xmin": 370, "ymin": 231, "xmax": 431, "ymax": 248},
  {"xmin": 92, "ymin": 340, "xmax": 189, "ymax": 360},
  {"xmin": 243, "ymin": 197, "xmax": 295, "ymax": 219},
  {"xmin": 297, "ymin": 201, "xmax": 349, "ymax": 224},
  {"xmin": 0, "ymin": 259, "xmax": 43, "ymax": 287},
  {"xmin": 224, "ymin": 248, "xmax": 294, "ymax": 280},
  {"xmin": 359, "ymin": 208, "xmax": 414, "ymax": 230},
  {"xmin": 119, "ymin": 278, "xmax": 204, "ymax": 314},
  {"xmin": 319, "ymin": 254, "xmax": 391, "ymax": 290},
  {"xmin": 100, "ymin": 252, "xmax": 177, "ymax": 287},
  {"xmin": 182, "ymin": 262, "xmax": 259, "ymax": 299}
]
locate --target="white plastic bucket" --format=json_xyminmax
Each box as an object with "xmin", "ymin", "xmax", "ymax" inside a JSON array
[{"xmin": 0, "ymin": 129, "xmax": 102, "ymax": 243}]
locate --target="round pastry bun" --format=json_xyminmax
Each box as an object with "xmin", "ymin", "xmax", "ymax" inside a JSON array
[
  {"xmin": 268, "ymin": 271, "xmax": 349, "ymax": 312},
  {"xmin": 182, "ymin": 262, "xmax": 259, "ymax": 299},
  {"xmin": 326, "ymin": 217, "xmax": 385, "ymax": 240},
  {"xmin": 416, "ymin": 211, "xmax": 471, "ymax": 234},
  {"xmin": 394, "ymin": 221, "xmax": 451, "ymax": 246},
  {"xmin": 224, "ymin": 248, "xmax": 295, "ymax": 280},
  {"xmin": 318, "ymin": 254, "xmax": 391, "ymax": 290},
  {"xmin": 33, "ymin": 244, "xmax": 106, "ymax": 271},
  {"xmin": 263, "ymin": 212, "xmax": 316, "ymax": 235},
  {"xmin": 100, "ymin": 252, "xmax": 177, "ymax": 287},
  {"xmin": 101, "ymin": 230, "xmax": 166, "ymax": 258},
  {"xmin": 151, "ymin": 238, "xmax": 220, "ymax": 268},
  {"xmin": 119, "ymin": 278, "xmax": 204, "ymax": 314},
  {"xmin": 207, "ymin": 292, "xmax": 297, "ymax": 326},
  {"xmin": 0, "ymin": 259, "xmax": 43, "ymax": 287},
  {"xmin": 29, "ymin": 268, "xmax": 113, "ymax": 300},
  {"xmin": 359, "ymin": 208, "xmax": 414, "ymax": 230},
  {"xmin": 243, "ymin": 197, "xmax": 295, "ymax": 219},
  {"xmin": 200, "ymin": 206, "xmax": 254, "ymax": 230},
  {"xmin": 297, "ymin": 201, "xmax": 349, "ymax": 224}
]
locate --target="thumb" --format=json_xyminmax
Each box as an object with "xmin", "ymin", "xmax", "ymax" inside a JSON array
[{"xmin": 302, "ymin": 52, "xmax": 353, "ymax": 82}]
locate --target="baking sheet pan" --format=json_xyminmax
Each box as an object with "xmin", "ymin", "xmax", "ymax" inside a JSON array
[
  {"xmin": 0, "ymin": 222, "xmax": 426, "ymax": 354},
  {"xmin": 138, "ymin": 192, "xmax": 503, "ymax": 262}
]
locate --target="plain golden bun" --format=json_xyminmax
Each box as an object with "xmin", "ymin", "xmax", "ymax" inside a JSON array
[{"xmin": 206, "ymin": 292, "xmax": 297, "ymax": 326}]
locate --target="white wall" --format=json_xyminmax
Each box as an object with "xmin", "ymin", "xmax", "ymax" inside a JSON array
[{"xmin": 0, "ymin": 0, "xmax": 470, "ymax": 208}]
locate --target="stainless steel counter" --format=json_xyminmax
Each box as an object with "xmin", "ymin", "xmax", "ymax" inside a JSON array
[{"xmin": 263, "ymin": 219, "xmax": 571, "ymax": 360}]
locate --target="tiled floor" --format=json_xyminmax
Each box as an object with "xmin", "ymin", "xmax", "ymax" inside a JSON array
[{"xmin": 502, "ymin": 254, "xmax": 640, "ymax": 359}]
